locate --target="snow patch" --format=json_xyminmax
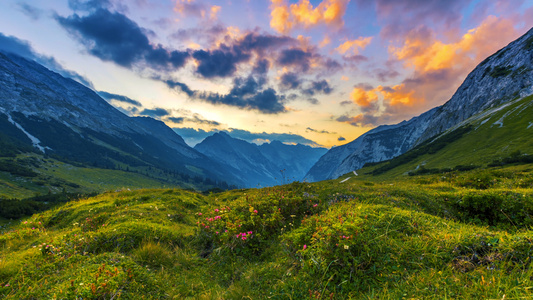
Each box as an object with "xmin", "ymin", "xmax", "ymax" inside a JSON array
[
  {"xmin": 353, "ymin": 171, "xmax": 358, "ymax": 176},
  {"xmin": 528, "ymin": 122, "xmax": 533, "ymax": 129},
  {"xmin": 340, "ymin": 177, "xmax": 351, "ymax": 183},
  {"xmin": 6, "ymin": 114, "xmax": 47, "ymax": 153},
  {"xmin": 480, "ymin": 118, "xmax": 490, "ymax": 125}
]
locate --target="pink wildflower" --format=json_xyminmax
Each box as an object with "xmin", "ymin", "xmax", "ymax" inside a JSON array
[
  {"xmin": 253, "ymin": 210, "xmax": 258, "ymax": 214},
  {"xmin": 248, "ymin": 231, "xmax": 252, "ymax": 234},
  {"xmin": 242, "ymin": 237, "xmax": 247, "ymax": 240},
  {"xmin": 198, "ymin": 212, "xmax": 202, "ymax": 216},
  {"xmin": 215, "ymin": 209, "xmax": 219, "ymax": 212},
  {"xmin": 303, "ymin": 244, "xmax": 307, "ymax": 250},
  {"xmin": 313, "ymin": 204, "xmax": 318, "ymax": 207}
]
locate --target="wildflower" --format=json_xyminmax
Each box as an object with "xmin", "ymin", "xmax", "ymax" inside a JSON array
[
  {"xmin": 303, "ymin": 244, "xmax": 307, "ymax": 250},
  {"xmin": 215, "ymin": 209, "xmax": 219, "ymax": 212},
  {"xmin": 198, "ymin": 212, "xmax": 202, "ymax": 216},
  {"xmin": 253, "ymin": 210, "xmax": 258, "ymax": 214},
  {"xmin": 248, "ymin": 231, "xmax": 252, "ymax": 235},
  {"xmin": 216, "ymin": 231, "xmax": 219, "ymax": 235},
  {"xmin": 344, "ymin": 245, "xmax": 349, "ymax": 250},
  {"xmin": 313, "ymin": 204, "xmax": 318, "ymax": 207}
]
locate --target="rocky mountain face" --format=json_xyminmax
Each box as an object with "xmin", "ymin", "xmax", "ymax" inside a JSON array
[
  {"xmin": 306, "ymin": 27, "xmax": 533, "ymax": 182},
  {"xmin": 195, "ymin": 132, "xmax": 327, "ymax": 187},
  {"xmin": 0, "ymin": 51, "xmax": 239, "ymax": 186}
]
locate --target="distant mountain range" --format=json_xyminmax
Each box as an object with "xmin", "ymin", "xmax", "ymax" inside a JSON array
[
  {"xmin": 305, "ymin": 27, "xmax": 533, "ymax": 182},
  {"xmin": 195, "ymin": 132, "xmax": 326, "ymax": 187},
  {"xmin": 0, "ymin": 51, "xmax": 326, "ymax": 193}
]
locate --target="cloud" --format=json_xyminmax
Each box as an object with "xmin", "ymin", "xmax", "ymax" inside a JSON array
[
  {"xmin": 306, "ymin": 127, "xmax": 336, "ymax": 134},
  {"xmin": 270, "ymin": 0, "xmax": 350, "ymax": 34},
  {"xmin": 174, "ymin": 0, "xmax": 220, "ymax": 21},
  {"xmin": 56, "ymin": 8, "xmax": 190, "ymax": 70},
  {"xmin": 192, "ymin": 47, "xmax": 250, "ymax": 78},
  {"xmin": 68, "ymin": 0, "xmax": 112, "ymax": 11},
  {"xmin": 350, "ymin": 86, "xmax": 379, "ymax": 108},
  {"xmin": 139, "ymin": 108, "xmax": 171, "ymax": 117},
  {"xmin": 17, "ymin": 2, "xmax": 44, "ymax": 20},
  {"xmin": 0, "ymin": 32, "xmax": 94, "ymax": 88},
  {"xmin": 197, "ymin": 76, "xmax": 287, "ymax": 114},
  {"xmin": 98, "ymin": 91, "xmax": 142, "ymax": 106},
  {"xmin": 158, "ymin": 77, "xmax": 195, "ymax": 97},
  {"xmin": 280, "ymin": 72, "xmax": 302, "ymax": 89},
  {"xmin": 277, "ymin": 48, "xmax": 314, "ymax": 72},
  {"xmin": 336, "ymin": 114, "xmax": 380, "ymax": 127},
  {"xmin": 167, "ymin": 115, "xmax": 220, "ymax": 126},
  {"xmin": 303, "ymin": 80, "xmax": 333, "ymax": 96},
  {"xmin": 335, "ymin": 37, "xmax": 373, "ymax": 55}
]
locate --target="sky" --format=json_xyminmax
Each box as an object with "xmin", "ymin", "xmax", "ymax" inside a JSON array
[{"xmin": 1, "ymin": 0, "xmax": 532, "ymax": 148}]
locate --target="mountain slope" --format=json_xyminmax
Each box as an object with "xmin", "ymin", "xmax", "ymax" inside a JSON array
[
  {"xmin": 195, "ymin": 132, "xmax": 327, "ymax": 187},
  {"xmin": 362, "ymin": 94, "xmax": 533, "ymax": 178},
  {"xmin": 306, "ymin": 27, "xmax": 533, "ymax": 182},
  {"xmin": 0, "ymin": 51, "xmax": 240, "ymax": 191}
]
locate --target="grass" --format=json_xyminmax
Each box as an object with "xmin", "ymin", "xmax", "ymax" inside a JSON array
[{"xmin": 0, "ymin": 163, "xmax": 532, "ymax": 299}]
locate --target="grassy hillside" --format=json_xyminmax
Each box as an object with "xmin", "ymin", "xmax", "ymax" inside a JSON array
[
  {"xmin": 1, "ymin": 164, "xmax": 532, "ymax": 299},
  {"xmin": 0, "ymin": 152, "xmax": 227, "ymax": 199},
  {"xmin": 363, "ymin": 94, "xmax": 533, "ymax": 179}
]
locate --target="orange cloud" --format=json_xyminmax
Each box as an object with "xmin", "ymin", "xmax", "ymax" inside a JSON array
[
  {"xmin": 390, "ymin": 16, "xmax": 518, "ymax": 74},
  {"xmin": 210, "ymin": 5, "xmax": 221, "ymax": 20},
  {"xmin": 319, "ymin": 35, "xmax": 331, "ymax": 48},
  {"xmin": 270, "ymin": 0, "xmax": 349, "ymax": 34},
  {"xmin": 350, "ymin": 87, "xmax": 378, "ymax": 107},
  {"xmin": 336, "ymin": 37, "xmax": 373, "ymax": 55}
]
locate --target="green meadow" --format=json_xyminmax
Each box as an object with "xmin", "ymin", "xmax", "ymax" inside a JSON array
[{"xmin": 1, "ymin": 163, "xmax": 532, "ymax": 299}]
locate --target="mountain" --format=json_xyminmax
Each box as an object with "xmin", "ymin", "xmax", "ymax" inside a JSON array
[
  {"xmin": 306, "ymin": 27, "xmax": 533, "ymax": 182},
  {"xmin": 362, "ymin": 93, "xmax": 533, "ymax": 178},
  {"xmin": 0, "ymin": 51, "xmax": 240, "ymax": 192},
  {"xmin": 194, "ymin": 132, "xmax": 327, "ymax": 187}
]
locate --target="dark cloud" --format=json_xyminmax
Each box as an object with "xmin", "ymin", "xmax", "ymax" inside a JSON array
[
  {"xmin": 278, "ymin": 48, "xmax": 313, "ymax": 72},
  {"xmin": 338, "ymin": 136, "xmax": 346, "ymax": 141},
  {"xmin": 336, "ymin": 114, "xmax": 380, "ymax": 127},
  {"xmin": 280, "ymin": 72, "xmax": 301, "ymax": 89},
  {"xmin": 237, "ymin": 33, "xmax": 295, "ymax": 53},
  {"xmin": 354, "ymin": 82, "xmax": 374, "ymax": 91},
  {"xmin": 340, "ymin": 100, "xmax": 352, "ymax": 106},
  {"xmin": 343, "ymin": 55, "xmax": 369, "ymax": 63},
  {"xmin": 192, "ymin": 47, "xmax": 250, "ymax": 78},
  {"xmin": 170, "ymin": 25, "xmax": 226, "ymax": 48},
  {"xmin": 68, "ymin": 0, "xmax": 112, "ymax": 11},
  {"xmin": 324, "ymin": 58, "xmax": 342, "ymax": 72},
  {"xmin": 160, "ymin": 78, "xmax": 195, "ymax": 97},
  {"xmin": 167, "ymin": 115, "xmax": 220, "ymax": 126},
  {"xmin": 139, "ymin": 108, "xmax": 170, "ymax": 118},
  {"xmin": 197, "ymin": 76, "xmax": 286, "ymax": 114},
  {"xmin": 56, "ymin": 9, "xmax": 190, "ymax": 70},
  {"xmin": 253, "ymin": 58, "xmax": 270, "ymax": 74},
  {"xmin": 97, "ymin": 91, "xmax": 142, "ymax": 106},
  {"xmin": 17, "ymin": 3, "xmax": 43, "ymax": 20},
  {"xmin": 306, "ymin": 127, "xmax": 335, "ymax": 134},
  {"xmin": 168, "ymin": 117, "xmax": 185, "ymax": 124},
  {"xmin": 303, "ymin": 80, "xmax": 333, "ymax": 96},
  {"xmin": 0, "ymin": 32, "xmax": 94, "ymax": 88}
]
